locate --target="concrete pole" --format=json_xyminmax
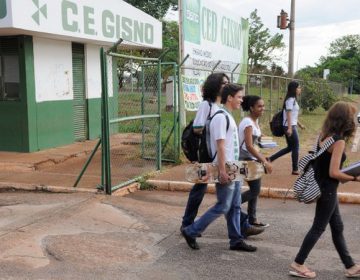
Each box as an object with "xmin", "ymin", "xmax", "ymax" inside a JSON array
[
  {"xmin": 178, "ymin": 0, "xmax": 186, "ymax": 126},
  {"xmin": 288, "ymin": 0, "xmax": 295, "ymax": 78}
]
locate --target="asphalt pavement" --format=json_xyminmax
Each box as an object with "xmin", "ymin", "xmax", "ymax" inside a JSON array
[{"xmin": 0, "ymin": 190, "xmax": 359, "ymax": 279}]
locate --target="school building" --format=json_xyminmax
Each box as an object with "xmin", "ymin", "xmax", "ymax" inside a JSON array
[{"xmin": 0, "ymin": 0, "xmax": 162, "ymax": 152}]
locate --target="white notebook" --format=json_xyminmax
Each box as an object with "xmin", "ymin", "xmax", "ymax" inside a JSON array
[{"xmin": 341, "ymin": 161, "xmax": 360, "ymax": 177}]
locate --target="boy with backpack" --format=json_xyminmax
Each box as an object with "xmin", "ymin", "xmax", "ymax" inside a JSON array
[
  {"xmin": 181, "ymin": 73, "xmax": 229, "ymax": 231},
  {"xmin": 181, "ymin": 84, "xmax": 258, "ymax": 251}
]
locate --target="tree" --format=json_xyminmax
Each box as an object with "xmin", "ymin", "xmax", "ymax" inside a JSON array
[
  {"xmin": 297, "ymin": 35, "xmax": 360, "ymax": 94},
  {"xmin": 123, "ymin": 0, "xmax": 177, "ymax": 20},
  {"xmin": 328, "ymin": 35, "xmax": 360, "ymax": 57},
  {"xmin": 321, "ymin": 35, "xmax": 360, "ymax": 93},
  {"xmin": 247, "ymin": 9, "xmax": 285, "ymax": 72}
]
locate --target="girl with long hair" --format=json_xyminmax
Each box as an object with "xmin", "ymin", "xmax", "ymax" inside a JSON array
[
  {"xmin": 289, "ymin": 101, "xmax": 360, "ymax": 278},
  {"xmin": 268, "ymin": 81, "xmax": 305, "ymax": 175}
]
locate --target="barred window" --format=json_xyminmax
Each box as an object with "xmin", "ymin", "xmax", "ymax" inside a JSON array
[{"xmin": 0, "ymin": 37, "xmax": 20, "ymax": 100}]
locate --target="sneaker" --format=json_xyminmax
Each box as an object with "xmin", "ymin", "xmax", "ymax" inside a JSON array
[
  {"xmin": 181, "ymin": 227, "xmax": 200, "ymax": 250},
  {"xmin": 242, "ymin": 225, "xmax": 264, "ymax": 237},
  {"xmin": 230, "ymin": 240, "xmax": 257, "ymax": 252},
  {"xmin": 250, "ymin": 221, "xmax": 270, "ymax": 228}
]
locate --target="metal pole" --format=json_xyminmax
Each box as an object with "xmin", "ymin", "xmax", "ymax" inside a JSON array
[
  {"xmin": 100, "ymin": 48, "xmax": 112, "ymax": 194},
  {"xmin": 157, "ymin": 60, "xmax": 162, "ymax": 170},
  {"xmin": 73, "ymin": 139, "xmax": 101, "ymax": 188},
  {"xmin": 288, "ymin": 0, "xmax": 295, "ymax": 78}
]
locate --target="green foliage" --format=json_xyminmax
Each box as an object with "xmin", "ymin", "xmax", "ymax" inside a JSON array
[
  {"xmin": 123, "ymin": 0, "xmax": 177, "ymax": 20},
  {"xmin": 298, "ymin": 34, "xmax": 360, "ymax": 94},
  {"xmin": 328, "ymin": 35, "xmax": 360, "ymax": 57},
  {"xmin": 247, "ymin": 9, "xmax": 285, "ymax": 72},
  {"xmin": 321, "ymin": 88, "xmax": 339, "ymax": 111},
  {"xmin": 298, "ymin": 74, "xmax": 338, "ymax": 112}
]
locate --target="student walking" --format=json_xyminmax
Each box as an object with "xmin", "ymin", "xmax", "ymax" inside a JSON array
[
  {"xmin": 238, "ymin": 95, "xmax": 272, "ymax": 228},
  {"xmin": 289, "ymin": 102, "xmax": 360, "ymax": 279},
  {"xmin": 181, "ymin": 84, "xmax": 257, "ymax": 251},
  {"xmin": 181, "ymin": 72, "xmax": 229, "ymax": 230},
  {"xmin": 268, "ymin": 81, "xmax": 305, "ymax": 175}
]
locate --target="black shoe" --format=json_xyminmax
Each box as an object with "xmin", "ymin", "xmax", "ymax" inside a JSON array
[
  {"xmin": 243, "ymin": 225, "xmax": 265, "ymax": 237},
  {"xmin": 180, "ymin": 225, "xmax": 202, "ymax": 237},
  {"xmin": 230, "ymin": 240, "xmax": 257, "ymax": 252},
  {"xmin": 181, "ymin": 228, "xmax": 199, "ymax": 250}
]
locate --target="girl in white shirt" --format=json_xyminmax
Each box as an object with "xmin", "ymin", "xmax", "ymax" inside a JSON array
[
  {"xmin": 238, "ymin": 95, "xmax": 272, "ymax": 228},
  {"xmin": 268, "ymin": 81, "xmax": 305, "ymax": 175}
]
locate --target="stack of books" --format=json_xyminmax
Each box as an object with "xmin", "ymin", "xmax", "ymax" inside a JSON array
[
  {"xmin": 258, "ymin": 136, "xmax": 278, "ymax": 149},
  {"xmin": 341, "ymin": 160, "xmax": 360, "ymax": 177}
]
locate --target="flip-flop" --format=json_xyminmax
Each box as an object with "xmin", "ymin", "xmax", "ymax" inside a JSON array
[
  {"xmin": 289, "ymin": 266, "xmax": 316, "ymax": 279},
  {"xmin": 345, "ymin": 267, "xmax": 360, "ymax": 278}
]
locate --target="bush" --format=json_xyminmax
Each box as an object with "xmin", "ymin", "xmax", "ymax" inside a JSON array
[{"xmin": 299, "ymin": 75, "xmax": 338, "ymax": 112}]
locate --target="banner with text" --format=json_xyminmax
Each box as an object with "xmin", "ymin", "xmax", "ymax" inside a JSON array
[{"xmin": 182, "ymin": 0, "xmax": 249, "ymax": 110}]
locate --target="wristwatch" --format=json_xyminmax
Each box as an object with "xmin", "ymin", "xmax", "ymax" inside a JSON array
[{"xmin": 353, "ymin": 176, "xmax": 357, "ymax": 181}]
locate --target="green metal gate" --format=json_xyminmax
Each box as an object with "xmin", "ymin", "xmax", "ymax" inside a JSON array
[
  {"xmin": 99, "ymin": 40, "xmax": 180, "ymax": 194},
  {"xmin": 72, "ymin": 43, "xmax": 87, "ymax": 141},
  {"xmin": 73, "ymin": 39, "xmax": 180, "ymax": 194}
]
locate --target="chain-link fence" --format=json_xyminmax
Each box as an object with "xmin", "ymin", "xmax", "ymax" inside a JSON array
[
  {"xmin": 96, "ymin": 44, "xmax": 181, "ymax": 194},
  {"xmin": 103, "ymin": 52, "xmax": 161, "ymax": 193},
  {"xmin": 181, "ymin": 67, "xmax": 346, "ymax": 130}
]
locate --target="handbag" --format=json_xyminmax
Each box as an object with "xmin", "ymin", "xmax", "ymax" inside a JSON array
[{"xmin": 293, "ymin": 136, "xmax": 335, "ymax": 203}]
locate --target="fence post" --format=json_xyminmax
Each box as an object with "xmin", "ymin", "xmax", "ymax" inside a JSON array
[{"xmin": 100, "ymin": 47, "xmax": 112, "ymax": 194}]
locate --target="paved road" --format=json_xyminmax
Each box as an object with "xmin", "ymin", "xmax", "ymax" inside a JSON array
[{"xmin": 0, "ymin": 190, "xmax": 359, "ymax": 279}]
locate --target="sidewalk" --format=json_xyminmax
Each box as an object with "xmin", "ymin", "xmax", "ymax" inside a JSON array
[
  {"xmin": 147, "ymin": 134, "xmax": 360, "ymax": 203},
  {"xmin": 0, "ymin": 129, "xmax": 359, "ymax": 201},
  {"xmin": 0, "ymin": 139, "xmax": 102, "ymax": 193}
]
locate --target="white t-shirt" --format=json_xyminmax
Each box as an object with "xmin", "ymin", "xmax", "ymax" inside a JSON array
[
  {"xmin": 283, "ymin": 97, "xmax": 299, "ymax": 126},
  {"xmin": 193, "ymin": 101, "xmax": 220, "ymax": 128},
  {"xmin": 209, "ymin": 110, "xmax": 239, "ymax": 162},
  {"xmin": 238, "ymin": 117, "xmax": 261, "ymax": 160}
]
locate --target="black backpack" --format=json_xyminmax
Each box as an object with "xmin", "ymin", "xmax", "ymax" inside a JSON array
[
  {"xmin": 269, "ymin": 99, "xmax": 296, "ymax": 137},
  {"xmin": 181, "ymin": 103, "xmax": 229, "ymax": 163},
  {"xmin": 269, "ymin": 110, "xmax": 284, "ymax": 137},
  {"xmin": 200, "ymin": 110, "xmax": 229, "ymax": 163},
  {"xmin": 181, "ymin": 119, "xmax": 201, "ymax": 162},
  {"xmin": 181, "ymin": 102, "xmax": 212, "ymax": 162}
]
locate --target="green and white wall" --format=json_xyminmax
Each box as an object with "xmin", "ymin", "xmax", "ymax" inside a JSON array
[{"xmin": 0, "ymin": 0, "xmax": 162, "ymax": 152}]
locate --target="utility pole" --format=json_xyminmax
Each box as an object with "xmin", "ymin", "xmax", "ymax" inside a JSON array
[
  {"xmin": 288, "ymin": 0, "xmax": 295, "ymax": 78},
  {"xmin": 277, "ymin": 0, "xmax": 295, "ymax": 78}
]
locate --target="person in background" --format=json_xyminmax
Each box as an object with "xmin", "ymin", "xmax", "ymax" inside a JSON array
[
  {"xmin": 238, "ymin": 95, "xmax": 273, "ymax": 228},
  {"xmin": 289, "ymin": 101, "xmax": 360, "ymax": 279},
  {"xmin": 268, "ymin": 81, "xmax": 305, "ymax": 175},
  {"xmin": 181, "ymin": 84, "xmax": 257, "ymax": 252}
]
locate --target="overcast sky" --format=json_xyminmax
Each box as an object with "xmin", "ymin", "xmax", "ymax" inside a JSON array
[{"xmin": 166, "ymin": 0, "xmax": 360, "ymax": 71}]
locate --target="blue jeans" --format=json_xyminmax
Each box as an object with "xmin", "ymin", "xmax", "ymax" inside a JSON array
[
  {"xmin": 182, "ymin": 183, "xmax": 208, "ymax": 227},
  {"xmin": 241, "ymin": 178, "xmax": 261, "ymax": 224},
  {"xmin": 184, "ymin": 181, "xmax": 245, "ymax": 246},
  {"xmin": 269, "ymin": 125, "xmax": 299, "ymax": 171},
  {"xmin": 182, "ymin": 182, "xmax": 250, "ymax": 231}
]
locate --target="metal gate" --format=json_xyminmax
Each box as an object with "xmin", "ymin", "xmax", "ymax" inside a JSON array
[
  {"xmin": 99, "ymin": 40, "xmax": 180, "ymax": 194},
  {"xmin": 72, "ymin": 43, "xmax": 87, "ymax": 141}
]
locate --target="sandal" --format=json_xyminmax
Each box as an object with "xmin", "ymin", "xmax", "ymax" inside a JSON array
[
  {"xmin": 289, "ymin": 264, "xmax": 316, "ymax": 279},
  {"xmin": 345, "ymin": 265, "xmax": 360, "ymax": 278}
]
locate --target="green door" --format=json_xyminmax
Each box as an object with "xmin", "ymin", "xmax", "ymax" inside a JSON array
[{"xmin": 72, "ymin": 43, "xmax": 87, "ymax": 141}]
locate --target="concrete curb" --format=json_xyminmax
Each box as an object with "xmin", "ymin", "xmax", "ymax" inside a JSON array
[
  {"xmin": 146, "ymin": 179, "xmax": 360, "ymax": 204},
  {"xmin": 0, "ymin": 182, "xmax": 140, "ymax": 197},
  {"xmin": 0, "ymin": 182, "xmax": 100, "ymax": 194}
]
